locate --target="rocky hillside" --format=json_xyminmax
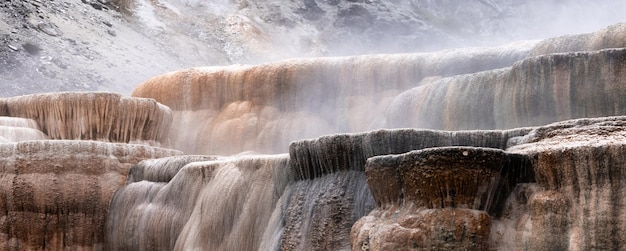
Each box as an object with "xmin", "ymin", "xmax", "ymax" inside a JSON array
[{"xmin": 1, "ymin": 0, "xmax": 625, "ymax": 97}]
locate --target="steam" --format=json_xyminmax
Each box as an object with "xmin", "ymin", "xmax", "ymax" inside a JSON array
[
  {"xmin": 178, "ymin": 0, "xmax": 236, "ymax": 15},
  {"xmin": 199, "ymin": 0, "xmax": 626, "ymax": 59},
  {"xmin": 2, "ymin": 0, "xmax": 625, "ymax": 98}
]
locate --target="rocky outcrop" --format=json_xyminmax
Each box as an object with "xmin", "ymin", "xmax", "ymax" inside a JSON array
[
  {"xmin": 351, "ymin": 147, "xmax": 531, "ymax": 250},
  {"xmin": 504, "ymin": 116, "xmax": 626, "ymax": 250},
  {"xmin": 347, "ymin": 116, "xmax": 626, "ymax": 250},
  {"xmin": 0, "ymin": 92, "xmax": 172, "ymax": 145},
  {"xmin": 279, "ymin": 128, "xmax": 531, "ymax": 250},
  {"xmin": 0, "ymin": 140, "xmax": 180, "ymax": 250},
  {"xmin": 289, "ymin": 129, "xmax": 530, "ymax": 180},
  {"xmin": 96, "ymin": 116, "xmax": 626, "ymax": 251},
  {"xmin": 366, "ymin": 147, "xmax": 508, "ymax": 211},
  {"xmin": 0, "ymin": 92, "xmax": 180, "ymax": 250}
]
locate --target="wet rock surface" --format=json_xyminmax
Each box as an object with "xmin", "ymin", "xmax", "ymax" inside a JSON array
[
  {"xmin": 366, "ymin": 147, "xmax": 507, "ymax": 210},
  {"xmin": 505, "ymin": 116, "xmax": 626, "ymax": 250},
  {"xmin": 106, "ymin": 154, "xmax": 291, "ymax": 251},
  {"xmin": 352, "ymin": 147, "xmax": 513, "ymax": 250},
  {"xmin": 0, "ymin": 90, "xmax": 624, "ymax": 250},
  {"xmin": 0, "ymin": 140, "xmax": 180, "ymax": 250},
  {"xmin": 351, "ymin": 116, "xmax": 626, "ymax": 250},
  {"xmin": 0, "ymin": 4, "xmax": 625, "ymax": 248},
  {"xmin": 0, "ymin": 92, "xmax": 172, "ymax": 144}
]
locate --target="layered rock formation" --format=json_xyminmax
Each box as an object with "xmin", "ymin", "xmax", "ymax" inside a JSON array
[
  {"xmin": 351, "ymin": 147, "xmax": 528, "ymax": 250},
  {"xmin": 133, "ymin": 23, "xmax": 626, "ymax": 155},
  {"xmin": 386, "ymin": 48, "xmax": 626, "ymax": 129},
  {"xmin": 0, "ymin": 92, "xmax": 172, "ymax": 145},
  {"xmin": 0, "ymin": 141, "xmax": 179, "ymax": 250},
  {"xmin": 0, "ymin": 92, "xmax": 181, "ymax": 250},
  {"xmin": 505, "ymin": 117, "xmax": 626, "ymax": 250},
  {"xmin": 131, "ymin": 41, "xmax": 535, "ymax": 154},
  {"xmin": 98, "ymin": 116, "xmax": 626, "ymax": 250},
  {"xmin": 2, "ymin": 22, "xmax": 626, "ymax": 251},
  {"xmin": 0, "ymin": 117, "xmax": 48, "ymax": 142},
  {"xmin": 282, "ymin": 127, "xmax": 534, "ymax": 250},
  {"xmin": 346, "ymin": 116, "xmax": 626, "ymax": 250}
]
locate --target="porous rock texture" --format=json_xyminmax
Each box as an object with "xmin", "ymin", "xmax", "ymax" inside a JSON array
[
  {"xmin": 351, "ymin": 147, "xmax": 522, "ymax": 250},
  {"xmin": 0, "ymin": 92, "xmax": 181, "ymax": 250},
  {"xmin": 0, "ymin": 140, "xmax": 180, "ymax": 250},
  {"xmin": 505, "ymin": 116, "xmax": 626, "ymax": 250},
  {"xmin": 350, "ymin": 116, "xmax": 626, "ymax": 250},
  {"xmin": 366, "ymin": 147, "xmax": 507, "ymax": 211},
  {"xmin": 279, "ymin": 128, "xmax": 531, "ymax": 251}
]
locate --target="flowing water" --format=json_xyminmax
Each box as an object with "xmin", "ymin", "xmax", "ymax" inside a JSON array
[{"xmin": 1, "ymin": 21, "xmax": 626, "ymax": 251}]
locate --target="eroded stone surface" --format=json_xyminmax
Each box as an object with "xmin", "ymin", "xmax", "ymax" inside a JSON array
[{"xmin": 0, "ymin": 140, "xmax": 180, "ymax": 250}]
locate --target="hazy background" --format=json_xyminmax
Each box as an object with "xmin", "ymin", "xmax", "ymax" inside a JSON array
[{"xmin": 0, "ymin": 0, "xmax": 624, "ymax": 97}]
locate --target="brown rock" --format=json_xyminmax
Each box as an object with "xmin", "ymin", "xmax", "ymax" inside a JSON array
[
  {"xmin": 0, "ymin": 140, "xmax": 180, "ymax": 250},
  {"xmin": 1, "ymin": 92, "xmax": 172, "ymax": 145}
]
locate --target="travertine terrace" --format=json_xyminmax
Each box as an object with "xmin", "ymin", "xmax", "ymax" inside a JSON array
[{"xmin": 1, "ymin": 23, "xmax": 626, "ymax": 251}]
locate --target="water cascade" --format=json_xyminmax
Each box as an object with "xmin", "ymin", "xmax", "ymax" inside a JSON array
[
  {"xmin": 131, "ymin": 42, "xmax": 537, "ymax": 155},
  {"xmin": 105, "ymin": 154, "xmax": 291, "ymax": 250},
  {"xmin": 0, "ymin": 117, "xmax": 47, "ymax": 142},
  {"xmin": 0, "ymin": 93, "xmax": 180, "ymax": 250},
  {"xmin": 132, "ymin": 23, "xmax": 626, "ymax": 155},
  {"xmin": 0, "ymin": 22, "xmax": 626, "ymax": 251}
]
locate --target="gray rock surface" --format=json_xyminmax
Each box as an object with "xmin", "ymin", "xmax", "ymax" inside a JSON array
[{"xmin": 2, "ymin": 0, "xmax": 625, "ymax": 97}]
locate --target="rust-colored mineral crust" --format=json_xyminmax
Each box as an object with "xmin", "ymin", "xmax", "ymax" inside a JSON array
[
  {"xmin": 0, "ymin": 140, "xmax": 181, "ymax": 250},
  {"xmin": 352, "ymin": 147, "xmax": 509, "ymax": 250},
  {"xmin": 373, "ymin": 147, "xmax": 505, "ymax": 210},
  {"xmin": 0, "ymin": 92, "xmax": 172, "ymax": 145}
]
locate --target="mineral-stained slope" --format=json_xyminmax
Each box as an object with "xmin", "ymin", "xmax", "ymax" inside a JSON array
[
  {"xmin": 0, "ymin": 92, "xmax": 172, "ymax": 145},
  {"xmin": 132, "ymin": 23, "xmax": 626, "ymax": 155},
  {"xmin": 505, "ymin": 116, "xmax": 626, "ymax": 250},
  {"xmin": 0, "ymin": 140, "xmax": 180, "ymax": 250},
  {"xmin": 1, "ymin": 91, "xmax": 624, "ymax": 250},
  {"xmin": 131, "ymin": 42, "xmax": 537, "ymax": 155},
  {"xmin": 0, "ymin": 92, "xmax": 181, "ymax": 250},
  {"xmin": 347, "ymin": 116, "xmax": 626, "ymax": 250}
]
